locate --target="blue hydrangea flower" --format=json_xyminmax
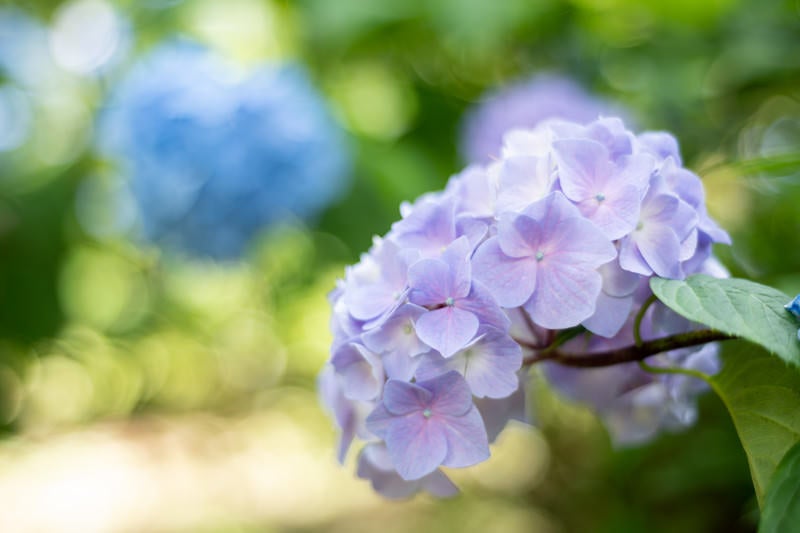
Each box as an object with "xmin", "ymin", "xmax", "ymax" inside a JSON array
[
  {"xmin": 460, "ymin": 74, "xmax": 624, "ymax": 164},
  {"xmin": 320, "ymin": 115, "xmax": 731, "ymax": 498},
  {"xmin": 786, "ymin": 294, "xmax": 800, "ymax": 341},
  {"xmin": 784, "ymin": 294, "xmax": 800, "ymax": 318},
  {"xmin": 100, "ymin": 41, "xmax": 351, "ymax": 259}
]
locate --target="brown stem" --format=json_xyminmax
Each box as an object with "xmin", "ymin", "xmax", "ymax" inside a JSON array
[{"xmin": 522, "ymin": 329, "xmax": 737, "ymax": 368}]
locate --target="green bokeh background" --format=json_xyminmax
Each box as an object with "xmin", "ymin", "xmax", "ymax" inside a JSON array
[{"xmin": 0, "ymin": 0, "xmax": 798, "ymax": 531}]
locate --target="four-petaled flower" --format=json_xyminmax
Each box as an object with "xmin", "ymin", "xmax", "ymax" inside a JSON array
[
  {"xmin": 366, "ymin": 371, "xmax": 490, "ymax": 480},
  {"xmin": 408, "ymin": 237, "xmax": 509, "ymax": 357},
  {"xmin": 473, "ymin": 192, "xmax": 617, "ymax": 329}
]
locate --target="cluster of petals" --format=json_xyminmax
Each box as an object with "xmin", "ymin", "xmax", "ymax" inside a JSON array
[
  {"xmin": 320, "ymin": 116, "xmax": 730, "ymax": 498},
  {"xmin": 100, "ymin": 41, "xmax": 351, "ymax": 259},
  {"xmin": 460, "ymin": 74, "xmax": 622, "ymax": 164}
]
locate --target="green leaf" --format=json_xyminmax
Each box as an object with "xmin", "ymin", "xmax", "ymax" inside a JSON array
[
  {"xmin": 730, "ymin": 153, "xmax": 800, "ymax": 177},
  {"xmin": 708, "ymin": 343, "xmax": 800, "ymax": 507},
  {"xmin": 650, "ymin": 275, "xmax": 800, "ymax": 367},
  {"xmin": 759, "ymin": 440, "xmax": 800, "ymax": 532}
]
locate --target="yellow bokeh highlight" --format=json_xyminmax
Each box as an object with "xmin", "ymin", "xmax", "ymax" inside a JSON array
[
  {"xmin": 183, "ymin": 0, "xmax": 297, "ymax": 65},
  {"xmin": 59, "ymin": 246, "xmax": 151, "ymax": 332},
  {"xmin": 327, "ymin": 61, "xmax": 418, "ymax": 140}
]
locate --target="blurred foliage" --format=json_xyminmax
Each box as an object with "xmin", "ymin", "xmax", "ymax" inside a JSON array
[{"xmin": 0, "ymin": 0, "xmax": 799, "ymax": 531}]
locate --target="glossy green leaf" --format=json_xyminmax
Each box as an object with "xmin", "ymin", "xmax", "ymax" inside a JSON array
[
  {"xmin": 759, "ymin": 440, "xmax": 800, "ymax": 532},
  {"xmin": 651, "ymin": 275, "xmax": 800, "ymax": 367},
  {"xmin": 709, "ymin": 343, "xmax": 800, "ymax": 506}
]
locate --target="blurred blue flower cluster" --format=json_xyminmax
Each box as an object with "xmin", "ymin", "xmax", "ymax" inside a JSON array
[{"xmin": 101, "ymin": 42, "xmax": 352, "ymax": 259}]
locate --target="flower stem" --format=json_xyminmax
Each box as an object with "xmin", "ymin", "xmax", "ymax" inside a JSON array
[
  {"xmin": 522, "ymin": 329, "xmax": 736, "ymax": 368},
  {"xmin": 633, "ymin": 294, "xmax": 658, "ymax": 348}
]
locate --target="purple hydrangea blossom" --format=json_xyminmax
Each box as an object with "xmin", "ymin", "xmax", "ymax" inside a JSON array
[
  {"xmin": 619, "ymin": 175, "xmax": 698, "ymax": 279},
  {"xmin": 472, "ymin": 192, "xmax": 617, "ymax": 329},
  {"xmin": 493, "ymin": 154, "xmax": 556, "ymax": 213},
  {"xmin": 362, "ymin": 303, "xmax": 430, "ymax": 380},
  {"xmin": 319, "ymin": 115, "xmax": 730, "ymax": 498},
  {"xmin": 330, "ymin": 342, "xmax": 384, "ymax": 402},
  {"xmin": 357, "ymin": 443, "xmax": 458, "ymax": 499},
  {"xmin": 366, "ymin": 371, "xmax": 490, "ymax": 480},
  {"xmin": 553, "ymin": 138, "xmax": 653, "ymax": 240},
  {"xmin": 416, "ymin": 327, "xmax": 522, "ymax": 399},
  {"xmin": 408, "ymin": 237, "xmax": 508, "ymax": 357},
  {"xmin": 344, "ymin": 238, "xmax": 419, "ymax": 322}
]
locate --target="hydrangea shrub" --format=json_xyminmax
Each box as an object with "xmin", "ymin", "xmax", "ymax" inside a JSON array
[
  {"xmin": 101, "ymin": 41, "xmax": 351, "ymax": 259},
  {"xmin": 320, "ymin": 116, "xmax": 736, "ymax": 498}
]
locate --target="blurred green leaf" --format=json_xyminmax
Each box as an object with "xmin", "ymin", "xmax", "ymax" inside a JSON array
[
  {"xmin": 708, "ymin": 343, "xmax": 800, "ymax": 506},
  {"xmin": 708, "ymin": 153, "xmax": 800, "ymax": 177},
  {"xmin": 651, "ymin": 275, "xmax": 800, "ymax": 367},
  {"xmin": 759, "ymin": 440, "xmax": 800, "ymax": 532}
]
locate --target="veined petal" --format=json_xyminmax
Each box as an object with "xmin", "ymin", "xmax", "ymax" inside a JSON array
[
  {"xmin": 415, "ymin": 306, "xmax": 479, "ymax": 358},
  {"xmin": 408, "ymin": 258, "xmax": 451, "ymax": 306},
  {"xmin": 362, "ymin": 303, "xmax": 430, "ymax": 358},
  {"xmin": 383, "ymin": 379, "xmax": 433, "ymax": 415},
  {"xmin": 582, "ymin": 292, "xmax": 634, "ymax": 338},
  {"xmin": 425, "ymin": 370, "xmax": 474, "ymax": 416},
  {"xmin": 619, "ymin": 235, "xmax": 653, "ymax": 276},
  {"xmin": 497, "ymin": 212, "xmax": 540, "ymax": 258},
  {"xmin": 382, "ymin": 350, "xmax": 420, "ymax": 381},
  {"xmin": 456, "ymin": 330, "xmax": 522, "ymax": 399},
  {"xmin": 599, "ymin": 258, "xmax": 641, "ymax": 298},
  {"xmin": 495, "ymin": 155, "xmax": 554, "ymax": 213},
  {"xmin": 440, "ymin": 236, "xmax": 473, "ymax": 299},
  {"xmin": 526, "ymin": 262, "xmax": 603, "ymax": 329},
  {"xmin": 576, "ymin": 182, "xmax": 641, "ymax": 240},
  {"xmin": 455, "ymin": 216, "xmax": 489, "ymax": 251},
  {"xmin": 472, "ymin": 237, "xmax": 537, "ymax": 308},
  {"xmin": 637, "ymin": 224, "xmax": 683, "ymax": 279},
  {"xmin": 365, "ymin": 403, "xmax": 393, "ymax": 440},
  {"xmin": 346, "ymin": 284, "xmax": 398, "ymax": 321},
  {"xmin": 386, "ymin": 412, "xmax": 448, "ymax": 480},
  {"xmin": 553, "ymin": 138, "xmax": 612, "ymax": 201},
  {"xmin": 390, "ymin": 196, "xmax": 456, "ymax": 256},
  {"xmin": 440, "ymin": 406, "xmax": 491, "ymax": 468},
  {"xmin": 420, "ymin": 330, "xmax": 522, "ymax": 399},
  {"xmin": 331, "ymin": 343, "xmax": 383, "ymax": 401},
  {"xmin": 458, "ymin": 281, "xmax": 512, "ymax": 331},
  {"xmin": 547, "ymin": 213, "xmax": 617, "ymax": 265}
]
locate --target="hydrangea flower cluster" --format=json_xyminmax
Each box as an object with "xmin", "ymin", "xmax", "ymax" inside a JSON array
[
  {"xmin": 460, "ymin": 74, "xmax": 624, "ymax": 164},
  {"xmin": 320, "ymin": 116, "xmax": 731, "ymax": 498},
  {"xmin": 100, "ymin": 41, "xmax": 351, "ymax": 259}
]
